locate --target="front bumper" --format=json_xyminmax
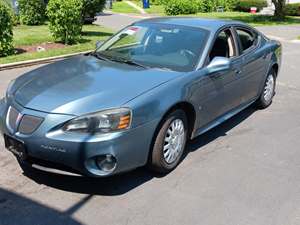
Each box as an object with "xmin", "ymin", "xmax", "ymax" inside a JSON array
[{"xmin": 0, "ymin": 98, "xmax": 158, "ymax": 177}]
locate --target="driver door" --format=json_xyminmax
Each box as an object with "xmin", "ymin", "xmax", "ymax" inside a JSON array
[{"xmin": 198, "ymin": 28, "xmax": 243, "ymax": 127}]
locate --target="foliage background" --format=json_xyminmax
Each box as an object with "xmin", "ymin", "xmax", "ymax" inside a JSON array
[
  {"xmin": 47, "ymin": 0, "xmax": 83, "ymax": 44},
  {"xmin": 18, "ymin": 0, "xmax": 46, "ymax": 25},
  {"xmin": 0, "ymin": 1, "xmax": 14, "ymax": 57}
]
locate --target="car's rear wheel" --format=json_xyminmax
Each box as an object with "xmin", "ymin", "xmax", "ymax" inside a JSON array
[
  {"xmin": 256, "ymin": 69, "xmax": 276, "ymax": 109},
  {"xmin": 149, "ymin": 109, "xmax": 188, "ymax": 174}
]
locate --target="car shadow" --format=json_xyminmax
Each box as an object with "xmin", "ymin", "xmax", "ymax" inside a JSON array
[
  {"xmin": 82, "ymin": 31, "xmax": 113, "ymax": 37},
  {"xmin": 0, "ymin": 188, "xmax": 83, "ymax": 225},
  {"xmin": 23, "ymin": 105, "xmax": 257, "ymax": 196},
  {"xmin": 187, "ymin": 105, "xmax": 256, "ymax": 153},
  {"xmin": 97, "ymin": 12, "xmax": 113, "ymax": 17},
  {"xmin": 24, "ymin": 166, "xmax": 155, "ymax": 196},
  {"xmin": 14, "ymin": 48, "xmax": 27, "ymax": 54}
]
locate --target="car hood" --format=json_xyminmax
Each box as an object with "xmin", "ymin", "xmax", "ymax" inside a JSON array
[{"xmin": 13, "ymin": 55, "xmax": 181, "ymax": 115}]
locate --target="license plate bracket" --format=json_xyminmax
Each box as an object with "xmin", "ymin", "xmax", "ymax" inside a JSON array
[{"xmin": 4, "ymin": 135, "xmax": 27, "ymax": 160}]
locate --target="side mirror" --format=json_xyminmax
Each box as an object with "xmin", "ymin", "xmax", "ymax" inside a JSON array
[
  {"xmin": 207, "ymin": 57, "xmax": 231, "ymax": 74},
  {"xmin": 96, "ymin": 41, "xmax": 104, "ymax": 49}
]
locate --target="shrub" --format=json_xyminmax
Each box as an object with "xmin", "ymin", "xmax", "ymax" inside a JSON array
[
  {"xmin": 198, "ymin": 0, "xmax": 237, "ymax": 12},
  {"xmin": 284, "ymin": 3, "xmax": 300, "ymax": 16},
  {"xmin": 83, "ymin": 0, "xmax": 105, "ymax": 22},
  {"xmin": 234, "ymin": 0, "xmax": 268, "ymax": 12},
  {"xmin": 12, "ymin": 13, "xmax": 19, "ymax": 26},
  {"xmin": 198, "ymin": 0, "xmax": 217, "ymax": 12},
  {"xmin": 47, "ymin": 0, "xmax": 83, "ymax": 45},
  {"xmin": 1, "ymin": 0, "xmax": 19, "ymax": 25},
  {"xmin": 163, "ymin": 0, "xmax": 238, "ymax": 14},
  {"xmin": 217, "ymin": 0, "xmax": 238, "ymax": 11},
  {"xmin": 2, "ymin": 0, "xmax": 11, "ymax": 6},
  {"xmin": 18, "ymin": 0, "xmax": 46, "ymax": 25},
  {"xmin": 0, "ymin": 1, "xmax": 14, "ymax": 57},
  {"xmin": 164, "ymin": 0, "xmax": 199, "ymax": 15},
  {"xmin": 152, "ymin": 0, "xmax": 167, "ymax": 5}
]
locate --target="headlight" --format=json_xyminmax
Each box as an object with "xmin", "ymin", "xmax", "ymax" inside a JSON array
[
  {"xmin": 63, "ymin": 108, "xmax": 132, "ymax": 133},
  {"xmin": 6, "ymin": 79, "xmax": 16, "ymax": 99}
]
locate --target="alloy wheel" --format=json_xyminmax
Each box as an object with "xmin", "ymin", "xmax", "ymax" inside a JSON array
[
  {"xmin": 163, "ymin": 119, "xmax": 186, "ymax": 164},
  {"xmin": 263, "ymin": 74, "xmax": 275, "ymax": 102}
]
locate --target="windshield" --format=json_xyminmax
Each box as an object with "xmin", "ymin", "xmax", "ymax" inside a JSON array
[{"xmin": 96, "ymin": 23, "xmax": 209, "ymax": 72}]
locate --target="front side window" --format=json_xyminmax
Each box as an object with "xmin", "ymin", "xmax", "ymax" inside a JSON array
[
  {"xmin": 236, "ymin": 28, "xmax": 257, "ymax": 52},
  {"xmin": 209, "ymin": 29, "xmax": 236, "ymax": 61},
  {"xmin": 97, "ymin": 24, "xmax": 210, "ymax": 72}
]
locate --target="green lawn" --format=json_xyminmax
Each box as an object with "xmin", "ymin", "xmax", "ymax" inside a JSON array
[
  {"xmin": 123, "ymin": 1, "xmax": 300, "ymax": 26},
  {"xmin": 145, "ymin": 4, "xmax": 165, "ymax": 14},
  {"xmin": 0, "ymin": 25, "xmax": 113, "ymax": 65},
  {"xmin": 136, "ymin": 2, "xmax": 165, "ymax": 15},
  {"xmin": 195, "ymin": 12, "xmax": 300, "ymax": 26},
  {"xmin": 13, "ymin": 24, "xmax": 53, "ymax": 46},
  {"xmin": 111, "ymin": 1, "xmax": 140, "ymax": 14},
  {"xmin": 141, "ymin": 7, "xmax": 300, "ymax": 26},
  {"xmin": 112, "ymin": 1, "xmax": 164, "ymax": 15}
]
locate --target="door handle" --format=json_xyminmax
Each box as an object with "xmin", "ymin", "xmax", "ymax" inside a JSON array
[
  {"xmin": 234, "ymin": 69, "xmax": 242, "ymax": 75},
  {"xmin": 262, "ymin": 54, "xmax": 267, "ymax": 59},
  {"xmin": 210, "ymin": 72, "xmax": 222, "ymax": 79}
]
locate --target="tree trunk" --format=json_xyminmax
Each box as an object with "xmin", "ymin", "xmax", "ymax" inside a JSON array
[{"xmin": 272, "ymin": 0, "xmax": 286, "ymax": 19}]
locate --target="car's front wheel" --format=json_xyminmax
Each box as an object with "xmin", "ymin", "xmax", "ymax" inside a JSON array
[
  {"xmin": 256, "ymin": 69, "xmax": 276, "ymax": 109},
  {"xmin": 149, "ymin": 109, "xmax": 188, "ymax": 174}
]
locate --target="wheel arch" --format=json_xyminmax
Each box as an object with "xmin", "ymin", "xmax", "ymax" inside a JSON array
[
  {"xmin": 147, "ymin": 101, "xmax": 197, "ymax": 164},
  {"xmin": 271, "ymin": 63, "xmax": 279, "ymax": 77},
  {"xmin": 163, "ymin": 102, "xmax": 196, "ymax": 139}
]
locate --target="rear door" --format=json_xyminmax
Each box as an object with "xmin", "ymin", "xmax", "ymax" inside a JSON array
[{"xmin": 233, "ymin": 26, "xmax": 269, "ymax": 104}]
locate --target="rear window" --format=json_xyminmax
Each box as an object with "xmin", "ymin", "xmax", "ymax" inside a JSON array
[{"xmin": 236, "ymin": 28, "xmax": 258, "ymax": 52}]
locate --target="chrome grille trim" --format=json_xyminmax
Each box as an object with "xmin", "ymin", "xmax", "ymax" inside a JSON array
[
  {"xmin": 6, "ymin": 106, "xmax": 22, "ymax": 133},
  {"xmin": 6, "ymin": 106, "xmax": 44, "ymax": 134}
]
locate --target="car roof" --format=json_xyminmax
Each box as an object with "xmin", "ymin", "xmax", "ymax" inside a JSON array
[{"xmin": 135, "ymin": 17, "xmax": 246, "ymax": 32}]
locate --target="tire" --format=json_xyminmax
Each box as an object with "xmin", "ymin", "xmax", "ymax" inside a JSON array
[
  {"xmin": 149, "ymin": 109, "xmax": 188, "ymax": 174},
  {"xmin": 256, "ymin": 69, "xmax": 276, "ymax": 109}
]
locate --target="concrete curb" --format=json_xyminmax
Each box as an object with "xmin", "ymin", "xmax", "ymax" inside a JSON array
[
  {"xmin": 0, "ymin": 50, "xmax": 92, "ymax": 71},
  {"xmin": 103, "ymin": 10, "xmax": 151, "ymax": 19}
]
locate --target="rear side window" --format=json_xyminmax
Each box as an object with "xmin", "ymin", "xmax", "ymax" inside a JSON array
[
  {"xmin": 209, "ymin": 29, "xmax": 236, "ymax": 62},
  {"xmin": 236, "ymin": 28, "xmax": 257, "ymax": 52}
]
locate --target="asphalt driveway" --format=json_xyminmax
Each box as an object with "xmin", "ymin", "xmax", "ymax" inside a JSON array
[{"xmin": 1, "ymin": 15, "xmax": 300, "ymax": 225}]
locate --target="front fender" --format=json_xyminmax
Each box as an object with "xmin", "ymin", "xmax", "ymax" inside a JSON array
[{"xmin": 124, "ymin": 72, "xmax": 202, "ymax": 125}]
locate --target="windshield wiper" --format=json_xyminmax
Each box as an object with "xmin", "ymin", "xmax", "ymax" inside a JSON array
[
  {"xmin": 109, "ymin": 57, "xmax": 149, "ymax": 69},
  {"xmin": 91, "ymin": 52, "xmax": 149, "ymax": 69},
  {"xmin": 90, "ymin": 52, "xmax": 110, "ymax": 62}
]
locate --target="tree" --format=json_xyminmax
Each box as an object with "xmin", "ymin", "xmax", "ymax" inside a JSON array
[
  {"xmin": 82, "ymin": 0, "xmax": 106, "ymax": 23},
  {"xmin": 272, "ymin": 0, "xmax": 286, "ymax": 19},
  {"xmin": 18, "ymin": 0, "xmax": 46, "ymax": 25},
  {"xmin": 47, "ymin": 0, "xmax": 83, "ymax": 44},
  {"xmin": 0, "ymin": 0, "xmax": 14, "ymax": 57}
]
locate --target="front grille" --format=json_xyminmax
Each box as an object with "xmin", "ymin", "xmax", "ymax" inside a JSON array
[
  {"xmin": 6, "ymin": 106, "xmax": 44, "ymax": 134},
  {"xmin": 19, "ymin": 115, "xmax": 44, "ymax": 134},
  {"xmin": 7, "ymin": 106, "xmax": 20, "ymax": 132}
]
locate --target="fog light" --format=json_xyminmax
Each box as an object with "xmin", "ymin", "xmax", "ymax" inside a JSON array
[{"xmin": 96, "ymin": 155, "xmax": 117, "ymax": 173}]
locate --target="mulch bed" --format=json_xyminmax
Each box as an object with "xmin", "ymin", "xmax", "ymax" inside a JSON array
[{"xmin": 15, "ymin": 42, "xmax": 66, "ymax": 54}]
